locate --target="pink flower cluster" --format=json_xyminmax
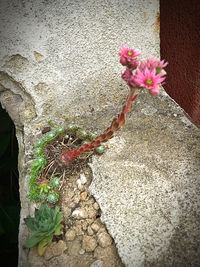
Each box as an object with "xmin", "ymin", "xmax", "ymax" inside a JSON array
[
  {"xmin": 119, "ymin": 45, "xmax": 168, "ymax": 95},
  {"xmin": 119, "ymin": 45, "xmax": 141, "ymax": 70}
]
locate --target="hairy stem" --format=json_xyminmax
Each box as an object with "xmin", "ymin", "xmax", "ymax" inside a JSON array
[{"xmin": 60, "ymin": 88, "xmax": 139, "ymax": 165}]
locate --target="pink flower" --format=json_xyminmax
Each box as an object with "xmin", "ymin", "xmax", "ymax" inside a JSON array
[
  {"xmin": 122, "ymin": 68, "xmax": 138, "ymax": 87},
  {"xmin": 119, "ymin": 45, "xmax": 141, "ymax": 70},
  {"xmin": 119, "ymin": 45, "xmax": 141, "ymax": 59},
  {"xmin": 139, "ymin": 58, "xmax": 168, "ymax": 74},
  {"xmin": 134, "ymin": 68, "xmax": 166, "ymax": 95}
]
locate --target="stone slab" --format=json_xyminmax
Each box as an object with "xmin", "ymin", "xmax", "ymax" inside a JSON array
[{"xmin": 89, "ymin": 91, "xmax": 200, "ymax": 266}]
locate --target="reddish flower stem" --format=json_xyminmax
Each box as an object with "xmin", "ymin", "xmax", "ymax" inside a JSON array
[{"xmin": 60, "ymin": 88, "xmax": 139, "ymax": 165}]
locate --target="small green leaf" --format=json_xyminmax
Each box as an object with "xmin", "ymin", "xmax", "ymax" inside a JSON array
[
  {"xmin": 43, "ymin": 131, "xmax": 56, "ymax": 142},
  {"xmin": 47, "ymin": 192, "xmax": 59, "ymax": 204},
  {"xmin": 38, "ymin": 235, "xmax": 53, "ymax": 256},
  {"xmin": 54, "ymin": 224, "xmax": 63, "ymax": 236},
  {"xmin": 55, "ymin": 127, "xmax": 65, "ymax": 136},
  {"xmin": 81, "ymin": 139, "xmax": 90, "ymax": 145},
  {"xmin": 76, "ymin": 129, "xmax": 88, "ymax": 140},
  {"xmin": 95, "ymin": 145, "xmax": 105, "ymax": 154},
  {"xmin": 88, "ymin": 132, "xmax": 97, "ymax": 141},
  {"xmin": 67, "ymin": 124, "xmax": 79, "ymax": 132},
  {"xmin": 25, "ymin": 217, "xmax": 38, "ymax": 232},
  {"xmin": 34, "ymin": 139, "xmax": 46, "ymax": 149},
  {"xmin": 34, "ymin": 147, "xmax": 44, "ymax": 156},
  {"xmin": 50, "ymin": 177, "xmax": 60, "ymax": 189},
  {"xmin": 24, "ymin": 232, "xmax": 45, "ymax": 248}
]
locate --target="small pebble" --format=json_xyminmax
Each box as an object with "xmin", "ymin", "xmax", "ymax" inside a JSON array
[
  {"xmin": 74, "ymin": 224, "xmax": 84, "ymax": 236},
  {"xmin": 79, "ymin": 249, "xmax": 85, "ymax": 255},
  {"xmin": 77, "ymin": 179, "xmax": 81, "ymax": 185},
  {"xmin": 97, "ymin": 232, "xmax": 113, "ymax": 248},
  {"xmin": 82, "ymin": 236, "xmax": 97, "ymax": 252},
  {"xmin": 93, "ymin": 202, "xmax": 99, "ymax": 210},
  {"xmin": 80, "ymin": 191, "xmax": 87, "ymax": 201},
  {"xmin": 80, "ymin": 173, "xmax": 87, "ymax": 184},
  {"xmin": 91, "ymin": 223, "xmax": 100, "ymax": 232},
  {"xmin": 90, "ymin": 260, "xmax": 103, "ymax": 267},
  {"xmin": 78, "ymin": 184, "xmax": 84, "ymax": 191},
  {"xmin": 88, "ymin": 226, "xmax": 94, "ymax": 236},
  {"xmin": 65, "ymin": 229, "xmax": 76, "ymax": 241},
  {"xmin": 72, "ymin": 209, "xmax": 85, "ymax": 218}
]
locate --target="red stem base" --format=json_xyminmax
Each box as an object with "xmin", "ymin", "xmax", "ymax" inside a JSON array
[{"xmin": 60, "ymin": 88, "xmax": 139, "ymax": 165}]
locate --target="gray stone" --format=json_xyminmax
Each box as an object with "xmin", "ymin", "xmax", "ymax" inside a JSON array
[
  {"xmin": 90, "ymin": 260, "xmax": 103, "ymax": 267},
  {"xmin": 89, "ymin": 91, "xmax": 200, "ymax": 266}
]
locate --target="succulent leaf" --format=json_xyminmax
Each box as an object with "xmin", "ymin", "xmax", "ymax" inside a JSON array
[
  {"xmin": 34, "ymin": 139, "xmax": 47, "ymax": 149},
  {"xmin": 47, "ymin": 192, "xmax": 59, "ymax": 204},
  {"xmin": 25, "ymin": 217, "xmax": 38, "ymax": 232},
  {"xmin": 76, "ymin": 129, "xmax": 88, "ymax": 140},
  {"xmin": 55, "ymin": 127, "xmax": 65, "ymax": 136},
  {"xmin": 50, "ymin": 177, "xmax": 60, "ymax": 189},
  {"xmin": 81, "ymin": 139, "xmax": 90, "ymax": 145},
  {"xmin": 54, "ymin": 223, "xmax": 63, "ymax": 236},
  {"xmin": 24, "ymin": 232, "xmax": 45, "ymax": 248},
  {"xmin": 95, "ymin": 145, "xmax": 105, "ymax": 154},
  {"xmin": 88, "ymin": 132, "xmax": 97, "ymax": 141},
  {"xmin": 38, "ymin": 235, "xmax": 53, "ymax": 256},
  {"xmin": 38, "ymin": 192, "xmax": 48, "ymax": 202},
  {"xmin": 67, "ymin": 124, "xmax": 79, "ymax": 132},
  {"xmin": 30, "ymin": 156, "xmax": 47, "ymax": 176},
  {"xmin": 25, "ymin": 205, "xmax": 63, "ymax": 254},
  {"xmin": 34, "ymin": 147, "xmax": 44, "ymax": 156},
  {"xmin": 43, "ymin": 131, "xmax": 56, "ymax": 142}
]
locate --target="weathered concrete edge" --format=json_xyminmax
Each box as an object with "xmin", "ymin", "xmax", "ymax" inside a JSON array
[{"xmin": 88, "ymin": 88, "xmax": 200, "ymax": 266}]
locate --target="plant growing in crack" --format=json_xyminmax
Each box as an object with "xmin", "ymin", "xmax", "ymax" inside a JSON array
[
  {"xmin": 25, "ymin": 46, "xmax": 167, "ymax": 256},
  {"xmin": 27, "ymin": 45, "xmax": 167, "ymax": 204},
  {"xmin": 59, "ymin": 45, "xmax": 167, "ymax": 165}
]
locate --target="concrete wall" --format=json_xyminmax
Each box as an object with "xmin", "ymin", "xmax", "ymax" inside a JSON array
[
  {"xmin": 0, "ymin": 0, "xmax": 160, "ymax": 265},
  {"xmin": 0, "ymin": 0, "xmax": 159, "ymax": 123}
]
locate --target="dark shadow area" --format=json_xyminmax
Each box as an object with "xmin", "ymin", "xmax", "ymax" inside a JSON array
[{"xmin": 0, "ymin": 104, "xmax": 20, "ymax": 267}]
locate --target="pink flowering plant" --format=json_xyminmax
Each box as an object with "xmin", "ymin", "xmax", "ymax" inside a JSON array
[
  {"xmin": 26, "ymin": 46, "xmax": 167, "ymax": 255},
  {"xmin": 28, "ymin": 45, "xmax": 167, "ymax": 203},
  {"xmin": 59, "ymin": 45, "xmax": 167, "ymax": 165}
]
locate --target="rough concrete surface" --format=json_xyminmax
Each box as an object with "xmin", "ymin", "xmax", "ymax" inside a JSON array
[
  {"xmin": 2, "ymin": 0, "xmax": 198, "ymax": 267},
  {"xmin": 89, "ymin": 91, "xmax": 200, "ymax": 266}
]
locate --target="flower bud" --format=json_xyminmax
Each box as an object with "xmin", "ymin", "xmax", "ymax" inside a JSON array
[
  {"xmin": 120, "ymin": 56, "xmax": 128, "ymax": 66},
  {"xmin": 151, "ymin": 87, "xmax": 160, "ymax": 95}
]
